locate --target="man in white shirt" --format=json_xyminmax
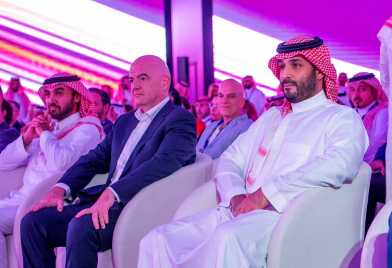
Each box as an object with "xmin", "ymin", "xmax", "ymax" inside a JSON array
[
  {"xmin": 0, "ymin": 73, "xmax": 102, "ymax": 268},
  {"xmin": 137, "ymin": 36, "xmax": 368, "ymax": 268},
  {"xmin": 20, "ymin": 55, "xmax": 196, "ymax": 268},
  {"xmin": 242, "ymin": 75, "xmax": 266, "ymax": 116},
  {"xmin": 348, "ymin": 72, "xmax": 388, "ymax": 163}
]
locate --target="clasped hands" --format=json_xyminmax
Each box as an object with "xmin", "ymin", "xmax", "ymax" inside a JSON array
[
  {"xmin": 22, "ymin": 113, "xmax": 54, "ymax": 146},
  {"xmin": 230, "ymin": 188, "xmax": 270, "ymax": 217}
]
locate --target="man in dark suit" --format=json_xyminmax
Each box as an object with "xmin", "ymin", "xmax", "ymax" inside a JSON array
[{"xmin": 20, "ymin": 55, "xmax": 196, "ymax": 268}]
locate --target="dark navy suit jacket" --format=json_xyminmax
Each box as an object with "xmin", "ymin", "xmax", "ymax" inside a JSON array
[{"xmin": 59, "ymin": 101, "xmax": 196, "ymax": 205}]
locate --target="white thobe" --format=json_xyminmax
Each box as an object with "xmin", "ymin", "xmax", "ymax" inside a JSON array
[
  {"xmin": 0, "ymin": 112, "xmax": 102, "ymax": 207},
  {"xmin": 356, "ymin": 103, "xmax": 388, "ymax": 163},
  {"xmin": 378, "ymin": 19, "xmax": 392, "ymax": 201},
  {"xmin": 138, "ymin": 91, "xmax": 368, "ymax": 268}
]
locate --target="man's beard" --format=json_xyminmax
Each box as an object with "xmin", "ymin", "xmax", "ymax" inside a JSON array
[
  {"xmin": 48, "ymin": 102, "xmax": 74, "ymax": 120},
  {"xmin": 281, "ymin": 69, "xmax": 317, "ymax": 103}
]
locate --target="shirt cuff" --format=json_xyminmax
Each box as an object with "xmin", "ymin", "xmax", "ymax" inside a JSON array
[
  {"xmin": 262, "ymin": 180, "xmax": 287, "ymax": 213},
  {"xmin": 107, "ymin": 186, "xmax": 121, "ymax": 202},
  {"xmin": 55, "ymin": 183, "xmax": 71, "ymax": 198}
]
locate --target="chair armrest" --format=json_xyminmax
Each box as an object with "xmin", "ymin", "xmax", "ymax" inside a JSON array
[
  {"xmin": 173, "ymin": 180, "xmax": 218, "ymax": 220},
  {"xmin": 360, "ymin": 200, "xmax": 392, "ymax": 267},
  {"xmin": 112, "ymin": 154, "xmax": 213, "ymax": 268},
  {"xmin": 0, "ymin": 167, "xmax": 25, "ymax": 199},
  {"xmin": 267, "ymin": 163, "xmax": 371, "ymax": 268}
]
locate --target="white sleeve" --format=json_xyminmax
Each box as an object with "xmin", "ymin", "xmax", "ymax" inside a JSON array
[
  {"xmin": 215, "ymin": 118, "xmax": 261, "ymax": 206},
  {"xmin": 262, "ymin": 109, "xmax": 369, "ymax": 213},
  {"xmin": 39, "ymin": 124, "xmax": 101, "ymax": 173},
  {"xmin": 0, "ymin": 136, "xmax": 31, "ymax": 170}
]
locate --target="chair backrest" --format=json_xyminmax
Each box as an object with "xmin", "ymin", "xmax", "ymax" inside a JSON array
[
  {"xmin": 112, "ymin": 153, "xmax": 213, "ymax": 268},
  {"xmin": 267, "ymin": 163, "xmax": 371, "ymax": 268},
  {"xmin": 13, "ymin": 172, "xmax": 110, "ymax": 268},
  {"xmin": 360, "ymin": 200, "xmax": 392, "ymax": 268}
]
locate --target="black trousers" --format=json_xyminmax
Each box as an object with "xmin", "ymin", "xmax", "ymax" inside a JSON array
[
  {"xmin": 365, "ymin": 172, "xmax": 386, "ymax": 233},
  {"xmin": 20, "ymin": 201, "xmax": 123, "ymax": 268}
]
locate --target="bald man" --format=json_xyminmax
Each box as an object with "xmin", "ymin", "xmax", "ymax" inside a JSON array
[
  {"xmin": 20, "ymin": 55, "xmax": 197, "ymax": 268},
  {"xmin": 196, "ymin": 79, "xmax": 253, "ymax": 159}
]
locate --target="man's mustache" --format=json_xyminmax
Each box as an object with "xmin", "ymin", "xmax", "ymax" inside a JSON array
[{"xmin": 280, "ymin": 78, "xmax": 297, "ymax": 87}]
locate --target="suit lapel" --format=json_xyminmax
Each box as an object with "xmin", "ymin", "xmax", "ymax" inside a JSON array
[{"xmin": 120, "ymin": 101, "xmax": 174, "ymax": 175}]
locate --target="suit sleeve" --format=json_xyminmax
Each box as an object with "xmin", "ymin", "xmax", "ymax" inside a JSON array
[
  {"xmin": 58, "ymin": 120, "xmax": 116, "ymax": 195},
  {"xmin": 110, "ymin": 111, "xmax": 196, "ymax": 205}
]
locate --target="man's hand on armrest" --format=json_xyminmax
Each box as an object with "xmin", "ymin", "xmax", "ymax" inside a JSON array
[{"xmin": 31, "ymin": 186, "xmax": 66, "ymax": 212}]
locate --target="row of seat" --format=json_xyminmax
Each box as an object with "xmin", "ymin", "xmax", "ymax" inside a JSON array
[{"xmin": 1, "ymin": 156, "xmax": 382, "ymax": 267}]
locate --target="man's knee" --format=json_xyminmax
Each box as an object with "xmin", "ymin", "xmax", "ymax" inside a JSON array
[
  {"xmin": 211, "ymin": 224, "xmax": 237, "ymax": 245},
  {"xmin": 66, "ymin": 215, "xmax": 95, "ymax": 246},
  {"xmin": 21, "ymin": 211, "xmax": 40, "ymax": 236}
]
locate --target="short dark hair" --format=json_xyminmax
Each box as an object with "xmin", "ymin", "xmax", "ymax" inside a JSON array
[
  {"xmin": 1, "ymin": 100, "xmax": 13, "ymax": 124},
  {"xmin": 88, "ymin": 88, "xmax": 110, "ymax": 105}
]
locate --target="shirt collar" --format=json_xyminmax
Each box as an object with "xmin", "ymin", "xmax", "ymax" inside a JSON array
[
  {"xmin": 291, "ymin": 90, "xmax": 328, "ymax": 113},
  {"xmin": 135, "ymin": 97, "xmax": 170, "ymax": 121},
  {"xmin": 54, "ymin": 112, "xmax": 81, "ymax": 131}
]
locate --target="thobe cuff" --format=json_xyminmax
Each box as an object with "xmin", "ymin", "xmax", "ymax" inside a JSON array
[
  {"xmin": 55, "ymin": 183, "xmax": 71, "ymax": 198},
  {"xmin": 107, "ymin": 186, "xmax": 121, "ymax": 202},
  {"xmin": 262, "ymin": 181, "xmax": 287, "ymax": 213}
]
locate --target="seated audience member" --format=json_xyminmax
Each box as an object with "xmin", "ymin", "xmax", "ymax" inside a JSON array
[
  {"xmin": 101, "ymin": 84, "xmax": 114, "ymax": 99},
  {"xmin": 0, "ymin": 73, "xmax": 103, "ymax": 268},
  {"xmin": 209, "ymin": 96, "xmax": 222, "ymax": 122},
  {"xmin": 337, "ymin": 72, "xmax": 350, "ymax": 106},
  {"xmin": 137, "ymin": 36, "xmax": 368, "ymax": 268},
  {"xmin": 194, "ymin": 96, "xmax": 211, "ymax": 124},
  {"xmin": 89, "ymin": 88, "xmax": 113, "ymax": 135},
  {"xmin": 197, "ymin": 79, "xmax": 252, "ymax": 159},
  {"xmin": 243, "ymin": 99, "xmax": 258, "ymax": 121},
  {"xmin": 348, "ymin": 72, "xmax": 388, "ymax": 163},
  {"xmin": 242, "ymin": 75, "xmax": 266, "ymax": 116},
  {"xmin": 113, "ymin": 75, "xmax": 132, "ymax": 108},
  {"xmin": 366, "ymin": 143, "xmax": 386, "ymax": 231},
  {"xmin": 0, "ymin": 99, "xmax": 19, "ymax": 153},
  {"xmin": 207, "ymin": 82, "xmax": 220, "ymax": 99},
  {"xmin": 20, "ymin": 55, "xmax": 196, "ymax": 268},
  {"xmin": 26, "ymin": 104, "xmax": 45, "ymax": 123},
  {"xmin": 5, "ymin": 77, "xmax": 30, "ymax": 122},
  {"xmin": 170, "ymin": 88, "xmax": 192, "ymax": 111},
  {"xmin": 9, "ymin": 100, "xmax": 25, "ymax": 133},
  {"xmin": 174, "ymin": 81, "xmax": 190, "ymax": 100}
]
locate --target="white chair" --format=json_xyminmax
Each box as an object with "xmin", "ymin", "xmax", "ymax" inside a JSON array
[
  {"xmin": 9, "ymin": 153, "xmax": 212, "ymax": 268},
  {"xmin": 174, "ymin": 163, "xmax": 371, "ymax": 268},
  {"xmin": 1, "ymin": 167, "xmax": 26, "ymax": 268},
  {"xmin": 360, "ymin": 201, "xmax": 392, "ymax": 268}
]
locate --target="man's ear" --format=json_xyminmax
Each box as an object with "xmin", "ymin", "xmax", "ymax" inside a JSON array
[
  {"xmin": 161, "ymin": 75, "xmax": 171, "ymax": 92},
  {"xmin": 73, "ymin": 93, "xmax": 81, "ymax": 104},
  {"xmin": 315, "ymin": 69, "xmax": 324, "ymax": 81}
]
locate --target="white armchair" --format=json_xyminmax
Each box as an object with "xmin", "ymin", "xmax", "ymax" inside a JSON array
[
  {"xmin": 360, "ymin": 200, "xmax": 392, "ymax": 268},
  {"xmin": 173, "ymin": 163, "xmax": 371, "ymax": 268},
  {"xmin": 9, "ymin": 153, "xmax": 212, "ymax": 268},
  {"xmin": 1, "ymin": 167, "xmax": 26, "ymax": 268}
]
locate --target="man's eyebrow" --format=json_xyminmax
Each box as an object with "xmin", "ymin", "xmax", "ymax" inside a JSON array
[{"xmin": 137, "ymin": 73, "xmax": 149, "ymax": 78}]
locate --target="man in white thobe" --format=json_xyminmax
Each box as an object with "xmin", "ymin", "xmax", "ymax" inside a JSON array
[
  {"xmin": 137, "ymin": 36, "xmax": 369, "ymax": 268},
  {"xmin": 0, "ymin": 73, "xmax": 102, "ymax": 268},
  {"xmin": 242, "ymin": 75, "xmax": 267, "ymax": 117},
  {"xmin": 347, "ymin": 72, "xmax": 388, "ymax": 163}
]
